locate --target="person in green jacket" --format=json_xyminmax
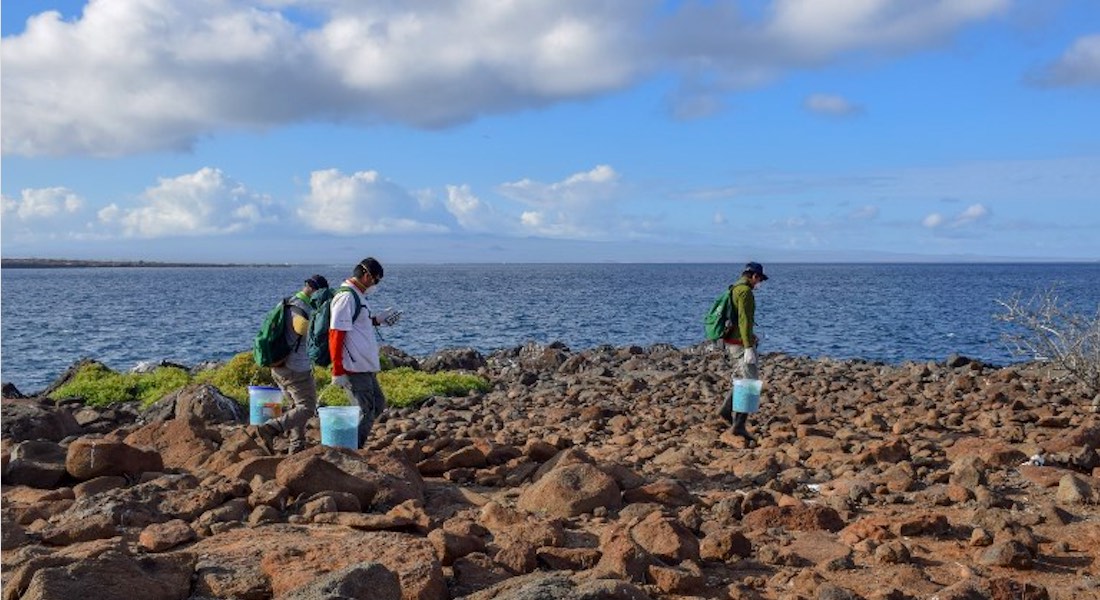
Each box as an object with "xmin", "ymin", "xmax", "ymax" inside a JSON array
[{"xmin": 717, "ymin": 262, "xmax": 768, "ymax": 443}]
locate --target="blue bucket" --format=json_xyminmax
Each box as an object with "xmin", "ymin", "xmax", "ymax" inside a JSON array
[
  {"xmin": 248, "ymin": 385, "xmax": 284, "ymax": 425},
  {"xmin": 319, "ymin": 406, "xmax": 361, "ymax": 449},
  {"xmin": 732, "ymin": 378, "xmax": 762, "ymax": 413}
]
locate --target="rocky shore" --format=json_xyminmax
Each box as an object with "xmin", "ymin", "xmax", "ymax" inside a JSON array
[{"xmin": 2, "ymin": 342, "xmax": 1098, "ymax": 600}]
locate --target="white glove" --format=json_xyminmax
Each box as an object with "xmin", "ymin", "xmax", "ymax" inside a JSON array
[
  {"xmin": 331, "ymin": 374, "xmax": 351, "ymax": 389},
  {"xmin": 743, "ymin": 348, "xmax": 757, "ymax": 365},
  {"xmin": 376, "ymin": 307, "xmax": 402, "ymax": 326}
]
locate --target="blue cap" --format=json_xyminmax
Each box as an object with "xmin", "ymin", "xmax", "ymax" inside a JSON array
[{"xmin": 744, "ymin": 262, "xmax": 768, "ymax": 281}]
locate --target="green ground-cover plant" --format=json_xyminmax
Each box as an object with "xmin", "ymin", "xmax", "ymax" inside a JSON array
[
  {"xmin": 317, "ymin": 367, "xmax": 489, "ymax": 408},
  {"xmin": 50, "ymin": 363, "xmax": 191, "ymax": 409},
  {"xmin": 379, "ymin": 367, "xmax": 491, "ymax": 407},
  {"xmin": 48, "ymin": 352, "xmax": 487, "ymax": 410}
]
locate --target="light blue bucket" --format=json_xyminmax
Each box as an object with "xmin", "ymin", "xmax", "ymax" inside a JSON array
[
  {"xmin": 319, "ymin": 406, "xmax": 361, "ymax": 449},
  {"xmin": 248, "ymin": 386, "xmax": 284, "ymax": 425},
  {"xmin": 732, "ymin": 378, "xmax": 762, "ymax": 413}
]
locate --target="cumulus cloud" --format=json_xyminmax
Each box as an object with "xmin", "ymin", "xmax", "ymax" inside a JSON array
[
  {"xmin": 2, "ymin": 0, "xmax": 1010, "ymax": 156},
  {"xmin": 922, "ymin": 203, "xmax": 991, "ymax": 229},
  {"xmin": 1, "ymin": 187, "xmax": 89, "ymax": 240},
  {"xmin": 298, "ymin": 168, "xmax": 453, "ymax": 235},
  {"xmin": 444, "ymin": 184, "xmax": 512, "ymax": 233},
  {"xmin": 98, "ymin": 167, "xmax": 280, "ymax": 238},
  {"xmin": 2, "ymin": 187, "xmax": 83, "ymax": 220},
  {"xmin": 499, "ymin": 165, "xmax": 622, "ymax": 238},
  {"xmin": 804, "ymin": 93, "xmax": 864, "ymax": 117},
  {"xmin": 1028, "ymin": 34, "xmax": 1100, "ymax": 87},
  {"xmin": 659, "ymin": 0, "xmax": 1008, "ymax": 114}
]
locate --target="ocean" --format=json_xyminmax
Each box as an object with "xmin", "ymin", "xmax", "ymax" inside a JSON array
[{"xmin": 2, "ymin": 263, "xmax": 1098, "ymax": 393}]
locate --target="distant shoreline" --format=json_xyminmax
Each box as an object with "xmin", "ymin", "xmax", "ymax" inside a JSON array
[{"xmin": 0, "ymin": 258, "xmax": 280, "ymax": 269}]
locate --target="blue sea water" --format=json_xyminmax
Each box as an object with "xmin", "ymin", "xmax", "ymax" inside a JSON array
[{"xmin": 1, "ymin": 263, "xmax": 1098, "ymax": 393}]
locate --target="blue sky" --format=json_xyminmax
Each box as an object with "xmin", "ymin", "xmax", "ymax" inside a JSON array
[{"xmin": 2, "ymin": 0, "xmax": 1098, "ymax": 263}]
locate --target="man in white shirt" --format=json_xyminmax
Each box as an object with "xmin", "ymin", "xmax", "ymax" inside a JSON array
[{"xmin": 328, "ymin": 257, "xmax": 401, "ymax": 448}]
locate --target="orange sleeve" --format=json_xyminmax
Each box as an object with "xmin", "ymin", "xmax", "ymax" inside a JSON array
[{"xmin": 329, "ymin": 328, "xmax": 347, "ymax": 375}]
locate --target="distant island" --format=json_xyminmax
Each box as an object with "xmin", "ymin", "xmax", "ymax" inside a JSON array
[{"xmin": 1, "ymin": 258, "xmax": 274, "ymax": 269}]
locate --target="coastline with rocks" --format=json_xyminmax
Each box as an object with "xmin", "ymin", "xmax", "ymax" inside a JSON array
[{"xmin": 2, "ymin": 341, "xmax": 1098, "ymax": 600}]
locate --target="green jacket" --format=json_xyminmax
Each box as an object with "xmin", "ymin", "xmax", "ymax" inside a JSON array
[{"xmin": 722, "ymin": 276, "xmax": 756, "ymax": 347}]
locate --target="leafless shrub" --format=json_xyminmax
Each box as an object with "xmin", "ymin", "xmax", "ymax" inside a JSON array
[{"xmin": 995, "ymin": 286, "xmax": 1100, "ymax": 398}]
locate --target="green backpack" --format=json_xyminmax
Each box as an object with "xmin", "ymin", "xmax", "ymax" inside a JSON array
[
  {"xmin": 253, "ymin": 298, "xmax": 295, "ymax": 367},
  {"xmin": 703, "ymin": 285, "xmax": 737, "ymax": 341},
  {"xmin": 307, "ymin": 286, "xmax": 363, "ymax": 367}
]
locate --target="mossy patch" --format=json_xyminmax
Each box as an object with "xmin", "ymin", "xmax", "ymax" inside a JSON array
[
  {"xmin": 49, "ymin": 363, "xmax": 191, "ymax": 409},
  {"xmin": 193, "ymin": 352, "xmax": 275, "ymax": 403},
  {"xmin": 47, "ymin": 352, "xmax": 489, "ymax": 410},
  {"xmin": 379, "ymin": 367, "xmax": 490, "ymax": 407}
]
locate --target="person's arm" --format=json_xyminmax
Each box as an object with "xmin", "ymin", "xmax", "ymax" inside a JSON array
[
  {"xmin": 290, "ymin": 307, "xmax": 310, "ymax": 336},
  {"xmin": 328, "ymin": 292, "xmax": 352, "ymax": 375},
  {"xmin": 735, "ymin": 286, "xmax": 756, "ymax": 348},
  {"xmin": 329, "ymin": 329, "xmax": 347, "ymax": 375}
]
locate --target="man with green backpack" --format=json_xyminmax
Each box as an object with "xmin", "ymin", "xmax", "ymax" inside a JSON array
[
  {"xmin": 250, "ymin": 274, "xmax": 330, "ymax": 454},
  {"xmin": 712, "ymin": 262, "xmax": 768, "ymax": 444}
]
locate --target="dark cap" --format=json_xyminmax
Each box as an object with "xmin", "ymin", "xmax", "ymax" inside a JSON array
[
  {"xmin": 356, "ymin": 257, "xmax": 384, "ymax": 281},
  {"xmin": 305, "ymin": 274, "xmax": 329, "ymax": 290},
  {"xmin": 744, "ymin": 262, "xmax": 768, "ymax": 281}
]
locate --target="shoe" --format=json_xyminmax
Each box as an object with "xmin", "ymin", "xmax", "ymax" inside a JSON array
[
  {"xmin": 248, "ymin": 423, "xmax": 278, "ymax": 454},
  {"xmin": 717, "ymin": 395, "xmax": 733, "ymax": 424},
  {"xmin": 732, "ymin": 413, "xmax": 756, "ymax": 445}
]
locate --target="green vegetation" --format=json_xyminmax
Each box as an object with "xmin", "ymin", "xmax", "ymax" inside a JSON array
[
  {"xmin": 49, "ymin": 363, "xmax": 191, "ymax": 409},
  {"xmin": 379, "ymin": 367, "xmax": 490, "ymax": 407},
  {"xmin": 48, "ymin": 352, "xmax": 489, "ymax": 410},
  {"xmin": 192, "ymin": 351, "xmax": 276, "ymax": 402}
]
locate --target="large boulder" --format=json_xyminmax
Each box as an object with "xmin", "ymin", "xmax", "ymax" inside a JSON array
[
  {"xmin": 1, "ymin": 398, "xmax": 82, "ymax": 443},
  {"xmin": 4, "ymin": 440, "xmax": 69, "ymax": 488},
  {"xmin": 517, "ymin": 462, "xmax": 621, "ymax": 518},
  {"xmin": 420, "ymin": 348, "xmax": 487, "ymax": 373},
  {"xmin": 17, "ymin": 550, "xmax": 193, "ymax": 600},
  {"xmin": 144, "ymin": 383, "xmax": 245, "ymax": 424},
  {"xmin": 282, "ymin": 562, "xmax": 401, "ymax": 600},
  {"xmin": 276, "ymin": 453, "xmax": 376, "ymax": 507},
  {"xmin": 65, "ymin": 437, "xmax": 163, "ymax": 480}
]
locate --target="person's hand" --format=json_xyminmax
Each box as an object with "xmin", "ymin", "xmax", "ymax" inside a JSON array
[
  {"xmin": 331, "ymin": 374, "xmax": 351, "ymax": 389},
  {"xmin": 743, "ymin": 348, "xmax": 757, "ymax": 365},
  {"xmin": 377, "ymin": 307, "xmax": 402, "ymax": 326}
]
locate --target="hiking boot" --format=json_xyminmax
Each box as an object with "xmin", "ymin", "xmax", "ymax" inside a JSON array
[
  {"xmin": 248, "ymin": 423, "xmax": 278, "ymax": 454},
  {"xmin": 717, "ymin": 395, "xmax": 733, "ymax": 425},
  {"xmin": 732, "ymin": 413, "xmax": 756, "ymax": 445}
]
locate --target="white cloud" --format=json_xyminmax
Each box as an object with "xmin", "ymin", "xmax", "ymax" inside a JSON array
[
  {"xmin": 2, "ymin": 0, "xmax": 1011, "ymax": 156},
  {"xmin": 659, "ymin": 0, "xmax": 1009, "ymax": 112},
  {"xmin": 298, "ymin": 168, "xmax": 452, "ymax": 235},
  {"xmin": 444, "ymin": 184, "xmax": 507, "ymax": 233},
  {"xmin": 804, "ymin": 93, "xmax": 863, "ymax": 116},
  {"xmin": 1, "ymin": 187, "xmax": 89, "ymax": 241},
  {"xmin": 922, "ymin": 213, "xmax": 946, "ymax": 228},
  {"xmin": 499, "ymin": 165, "xmax": 622, "ymax": 238},
  {"xmin": 922, "ymin": 203, "xmax": 991, "ymax": 229},
  {"xmin": 1, "ymin": 187, "xmax": 84, "ymax": 220},
  {"xmin": 99, "ymin": 167, "xmax": 279, "ymax": 238},
  {"xmin": 1029, "ymin": 34, "xmax": 1100, "ymax": 87}
]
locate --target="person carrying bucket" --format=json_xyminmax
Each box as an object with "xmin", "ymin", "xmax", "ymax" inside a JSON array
[
  {"xmin": 328, "ymin": 257, "xmax": 402, "ymax": 449},
  {"xmin": 717, "ymin": 262, "xmax": 768, "ymax": 444},
  {"xmin": 249, "ymin": 274, "xmax": 330, "ymax": 454}
]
